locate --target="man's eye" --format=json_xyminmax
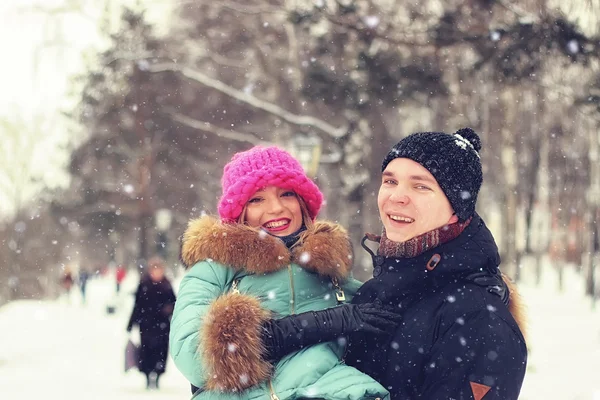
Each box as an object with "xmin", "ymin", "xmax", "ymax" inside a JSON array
[
  {"xmin": 416, "ymin": 185, "xmax": 431, "ymax": 190},
  {"xmin": 383, "ymin": 179, "xmax": 396, "ymax": 185}
]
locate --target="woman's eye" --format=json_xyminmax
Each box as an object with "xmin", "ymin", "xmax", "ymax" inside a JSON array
[
  {"xmin": 281, "ymin": 191, "xmax": 296, "ymax": 197},
  {"xmin": 248, "ymin": 197, "xmax": 262, "ymax": 203}
]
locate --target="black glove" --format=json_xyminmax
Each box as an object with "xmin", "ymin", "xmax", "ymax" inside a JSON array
[{"xmin": 261, "ymin": 302, "xmax": 401, "ymax": 363}]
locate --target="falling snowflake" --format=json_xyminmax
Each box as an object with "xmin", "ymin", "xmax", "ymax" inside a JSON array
[
  {"xmin": 567, "ymin": 39, "xmax": 579, "ymax": 54},
  {"xmin": 299, "ymin": 251, "xmax": 311, "ymax": 264},
  {"xmin": 258, "ymin": 230, "xmax": 268, "ymax": 239},
  {"xmin": 227, "ymin": 343, "xmax": 237, "ymax": 352},
  {"xmin": 364, "ymin": 15, "xmax": 380, "ymax": 28}
]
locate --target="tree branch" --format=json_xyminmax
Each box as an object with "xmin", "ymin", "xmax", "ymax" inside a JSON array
[
  {"xmin": 150, "ymin": 62, "xmax": 348, "ymax": 138},
  {"xmin": 169, "ymin": 111, "xmax": 271, "ymax": 145}
]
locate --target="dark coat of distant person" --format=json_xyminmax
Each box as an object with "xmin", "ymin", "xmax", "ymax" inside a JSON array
[{"xmin": 127, "ymin": 261, "xmax": 176, "ymax": 380}]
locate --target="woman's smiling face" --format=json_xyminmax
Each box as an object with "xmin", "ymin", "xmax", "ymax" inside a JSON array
[{"xmin": 244, "ymin": 185, "xmax": 303, "ymax": 236}]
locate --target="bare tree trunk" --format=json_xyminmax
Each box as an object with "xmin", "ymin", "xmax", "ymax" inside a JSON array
[
  {"xmin": 533, "ymin": 85, "xmax": 551, "ymax": 286},
  {"xmin": 501, "ymin": 90, "xmax": 519, "ymax": 279},
  {"xmin": 585, "ymin": 120, "xmax": 600, "ymax": 303}
]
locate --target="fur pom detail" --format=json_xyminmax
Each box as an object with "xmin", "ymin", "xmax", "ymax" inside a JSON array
[
  {"xmin": 180, "ymin": 215, "xmax": 290, "ymax": 273},
  {"xmin": 293, "ymin": 221, "xmax": 353, "ymax": 280},
  {"xmin": 502, "ymin": 273, "xmax": 527, "ymax": 342},
  {"xmin": 201, "ymin": 292, "xmax": 272, "ymax": 392}
]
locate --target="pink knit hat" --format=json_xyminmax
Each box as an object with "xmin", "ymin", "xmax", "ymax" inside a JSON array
[{"xmin": 218, "ymin": 146, "xmax": 324, "ymax": 222}]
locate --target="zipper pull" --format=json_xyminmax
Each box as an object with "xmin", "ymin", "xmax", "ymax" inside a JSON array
[
  {"xmin": 231, "ymin": 279, "xmax": 240, "ymax": 294},
  {"xmin": 331, "ymin": 277, "xmax": 346, "ymax": 302}
]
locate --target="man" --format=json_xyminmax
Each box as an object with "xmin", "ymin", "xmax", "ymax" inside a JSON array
[
  {"xmin": 342, "ymin": 127, "xmax": 527, "ymax": 399},
  {"xmin": 212, "ymin": 128, "xmax": 527, "ymax": 399}
]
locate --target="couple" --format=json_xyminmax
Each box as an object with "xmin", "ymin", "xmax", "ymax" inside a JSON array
[{"xmin": 170, "ymin": 128, "xmax": 527, "ymax": 400}]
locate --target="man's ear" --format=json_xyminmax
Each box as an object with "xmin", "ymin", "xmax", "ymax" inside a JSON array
[{"xmin": 448, "ymin": 214, "xmax": 459, "ymax": 224}]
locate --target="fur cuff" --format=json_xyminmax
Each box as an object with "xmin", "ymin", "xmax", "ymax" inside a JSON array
[
  {"xmin": 502, "ymin": 273, "xmax": 527, "ymax": 342},
  {"xmin": 201, "ymin": 292, "xmax": 272, "ymax": 392},
  {"xmin": 293, "ymin": 221, "xmax": 353, "ymax": 280}
]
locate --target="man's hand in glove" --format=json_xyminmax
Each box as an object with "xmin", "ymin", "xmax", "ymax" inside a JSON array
[{"xmin": 261, "ymin": 301, "xmax": 401, "ymax": 363}]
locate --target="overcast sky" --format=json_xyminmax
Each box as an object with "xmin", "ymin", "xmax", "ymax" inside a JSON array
[{"xmin": 0, "ymin": 0, "xmax": 172, "ymax": 217}]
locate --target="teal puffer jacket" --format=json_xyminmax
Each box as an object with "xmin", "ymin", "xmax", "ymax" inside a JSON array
[{"xmin": 171, "ymin": 215, "xmax": 389, "ymax": 400}]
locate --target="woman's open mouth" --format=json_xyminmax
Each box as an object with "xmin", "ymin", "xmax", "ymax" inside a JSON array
[{"xmin": 263, "ymin": 218, "xmax": 291, "ymax": 232}]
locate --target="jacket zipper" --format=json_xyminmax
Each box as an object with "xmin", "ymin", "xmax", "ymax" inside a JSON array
[
  {"xmin": 331, "ymin": 277, "xmax": 346, "ymax": 303},
  {"xmin": 268, "ymin": 379, "xmax": 280, "ymax": 400},
  {"xmin": 288, "ymin": 265, "xmax": 295, "ymax": 314}
]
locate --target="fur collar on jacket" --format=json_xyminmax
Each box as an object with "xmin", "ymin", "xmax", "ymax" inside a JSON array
[{"xmin": 180, "ymin": 215, "xmax": 353, "ymax": 280}]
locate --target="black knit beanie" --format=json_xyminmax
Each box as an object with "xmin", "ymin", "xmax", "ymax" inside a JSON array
[{"xmin": 381, "ymin": 127, "xmax": 483, "ymax": 222}]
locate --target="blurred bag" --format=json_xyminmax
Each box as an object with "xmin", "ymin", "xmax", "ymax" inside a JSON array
[{"xmin": 124, "ymin": 338, "xmax": 139, "ymax": 372}]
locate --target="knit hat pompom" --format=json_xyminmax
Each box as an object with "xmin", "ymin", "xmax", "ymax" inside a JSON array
[
  {"xmin": 218, "ymin": 146, "xmax": 324, "ymax": 222},
  {"xmin": 381, "ymin": 127, "xmax": 483, "ymax": 221},
  {"xmin": 454, "ymin": 127, "xmax": 482, "ymax": 152}
]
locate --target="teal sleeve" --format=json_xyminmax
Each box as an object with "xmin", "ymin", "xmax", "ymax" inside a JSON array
[{"xmin": 169, "ymin": 261, "xmax": 237, "ymax": 388}]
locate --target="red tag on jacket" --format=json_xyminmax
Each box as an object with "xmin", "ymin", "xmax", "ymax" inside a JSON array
[{"xmin": 470, "ymin": 381, "xmax": 491, "ymax": 400}]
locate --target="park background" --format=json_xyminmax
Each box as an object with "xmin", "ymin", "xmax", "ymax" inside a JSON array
[{"xmin": 1, "ymin": 0, "xmax": 600, "ymax": 398}]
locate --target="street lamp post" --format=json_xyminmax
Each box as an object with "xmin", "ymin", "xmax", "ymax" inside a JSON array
[
  {"xmin": 155, "ymin": 208, "xmax": 173, "ymax": 260},
  {"xmin": 290, "ymin": 135, "xmax": 322, "ymax": 178}
]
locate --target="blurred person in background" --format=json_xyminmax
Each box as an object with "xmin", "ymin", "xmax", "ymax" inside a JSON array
[
  {"xmin": 60, "ymin": 266, "xmax": 74, "ymax": 297},
  {"xmin": 78, "ymin": 268, "xmax": 90, "ymax": 305},
  {"xmin": 126, "ymin": 256, "xmax": 176, "ymax": 389}
]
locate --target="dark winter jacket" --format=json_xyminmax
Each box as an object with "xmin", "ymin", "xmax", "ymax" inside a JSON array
[
  {"xmin": 127, "ymin": 274, "xmax": 176, "ymax": 375},
  {"xmin": 128, "ymin": 275, "xmax": 176, "ymax": 334},
  {"xmin": 346, "ymin": 214, "xmax": 527, "ymax": 400}
]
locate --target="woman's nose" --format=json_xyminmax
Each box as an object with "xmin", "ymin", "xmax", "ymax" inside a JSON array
[{"xmin": 268, "ymin": 197, "xmax": 285, "ymax": 213}]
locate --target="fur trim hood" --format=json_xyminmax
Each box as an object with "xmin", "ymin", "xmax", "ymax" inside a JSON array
[{"xmin": 180, "ymin": 215, "xmax": 353, "ymax": 280}]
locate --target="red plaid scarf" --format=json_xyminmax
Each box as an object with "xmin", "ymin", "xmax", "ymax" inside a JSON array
[{"xmin": 376, "ymin": 218, "xmax": 472, "ymax": 258}]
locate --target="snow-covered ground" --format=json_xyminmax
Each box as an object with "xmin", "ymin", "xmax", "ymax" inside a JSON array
[
  {"xmin": 518, "ymin": 265, "xmax": 600, "ymax": 400},
  {"xmin": 1, "ymin": 266, "xmax": 599, "ymax": 400},
  {"xmin": 0, "ymin": 271, "xmax": 189, "ymax": 400}
]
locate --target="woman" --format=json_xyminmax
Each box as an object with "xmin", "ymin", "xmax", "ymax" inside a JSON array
[
  {"xmin": 170, "ymin": 146, "xmax": 395, "ymax": 400},
  {"xmin": 127, "ymin": 256, "xmax": 176, "ymax": 389}
]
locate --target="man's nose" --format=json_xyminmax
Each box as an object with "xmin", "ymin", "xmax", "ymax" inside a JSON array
[{"xmin": 389, "ymin": 188, "xmax": 410, "ymax": 204}]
